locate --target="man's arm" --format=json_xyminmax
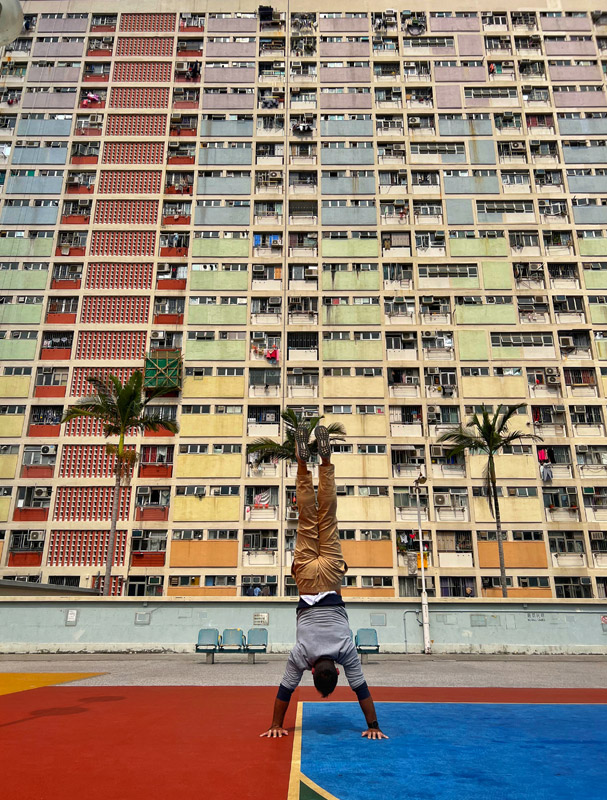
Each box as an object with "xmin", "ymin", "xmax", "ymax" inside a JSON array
[
  {"xmin": 259, "ymin": 696, "xmax": 290, "ymax": 738},
  {"xmin": 358, "ymin": 693, "xmax": 388, "ymax": 740}
]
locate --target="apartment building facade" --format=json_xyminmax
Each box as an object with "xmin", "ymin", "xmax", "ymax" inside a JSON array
[{"xmin": 0, "ymin": 2, "xmax": 607, "ymax": 600}]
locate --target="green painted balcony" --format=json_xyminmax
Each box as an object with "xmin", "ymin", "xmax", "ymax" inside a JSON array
[
  {"xmin": 0, "ymin": 338, "xmax": 38, "ymax": 360},
  {"xmin": 321, "ymin": 270, "xmax": 380, "ymax": 291},
  {"xmin": 0, "ymin": 270, "xmax": 48, "ymax": 291},
  {"xmin": 322, "ymin": 339, "xmax": 383, "ymax": 361},
  {"xmin": 578, "ymin": 238, "xmax": 607, "ymax": 257},
  {"xmin": 188, "ymin": 304, "xmax": 247, "ymax": 325},
  {"xmin": 0, "ymin": 239, "xmax": 54, "ymax": 258},
  {"xmin": 449, "ymin": 238, "xmax": 508, "ymax": 258},
  {"xmin": 321, "ymin": 239, "xmax": 379, "ymax": 258},
  {"xmin": 454, "ymin": 304, "xmax": 516, "ymax": 326},
  {"xmin": 583, "ymin": 269, "xmax": 607, "ymax": 290},
  {"xmin": 190, "ymin": 270, "xmax": 248, "ymax": 291},
  {"xmin": 185, "ymin": 340, "xmax": 247, "ymax": 362},
  {"xmin": 322, "ymin": 305, "xmax": 381, "ymax": 325},
  {"xmin": 0, "ymin": 304, "xmax": 43, "ymax": 325},
  {"xmin": 191, "ymin": 239, "xmax": 249, "ymax": 258}
]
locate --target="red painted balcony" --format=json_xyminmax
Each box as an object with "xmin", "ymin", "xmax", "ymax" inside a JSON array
[
  {"xmin": 61, "ymin": 214, "xmax": 90, "ymax": 224},
  {"xmin": 66, "ymin": 184, "xmax": 95, "ymax": 194},
  {"xmin": 179, "ymin": 23, "xmax": 204, "ymax": 33},
  {"xmin": 83, "ymin": 74, "xmax": 109, "ymax": 83},
  {"xmin": 157, "ymin": 278, "xmax": 187, "ymax": 290},
  {"xmin": 175, "ymin": 74, "xmax": 200, "ymax": 83},
  {"xmin": 176, "ymin": 47, "xmax": 203, "ymax": 57},
  {"xmin": 28, "ymin": 424, "xmax": 60, "ymax": 437},
  {"xmin": 169, "ymin": 127, "xmax": 196, "ymax": 137},
  {"xmin": 21, "ymin": 465, "xmax": 54, "ymax": 479},
  {"xmin": 167, "ymin": 153, "xmax": 195, "ymax": 164},
  {"xmin": 161, "ymin": 214, "xmax": 190, "ymax": 225},
  {"xmin": 139, "ymin": 463, "xmax": 173, "ymax": 479},
  {"xmin": 159, "ymin": 246, "xmax": 188, "ymax": 257},
  {"xmin": 79, "ymin": 100, "xmax": 105, "ymax": 109},
  {"xmin": 135, "ymin": 506, "xmax": 170, "ymax": 522},
  {"xmin": 51, "ymin": 279, "xmax": 80, "ymax": 290},
  {"xmin": 41, "ymin": 348, "xmax": 71, "ymax": 361},
  {"xmin": 90, "ymin": 24, "xmax": 116, "ymax": 32},
  {"xmin": 8, "ymin": 551, "xmax": 43, "ymax": 567},
  {"xmin": 55, "ymin": 245, "xmax": 86, "ymax": 257},
  {"xmin": 164, "ymin": 184, "xmax": 193, "ymax": 195},
  {"xmin": 87, "ymin": 48, "xmax": 113, "ymax": 57},
  {"xmin": 153, "ymin": 313, "xmax": 184, "ymax": 325},
  {"xmin": 13, "ymin": 508, "xmax": 49, "ymax": 522},
  {"xmin": 74, "ymin": 126, "xmax": 101, "ymax": 137},
  {"xmin": 45, "ymin": 312, "xmax": 77, "ymax": 324},
  {"xmin": 71, "ymin": 155, "xmax": 98, "ymax": 165},
  {"xmin": 34, "ymin": 385, "xmax": 66, "ymax": 398},
  {"xmin": 173, "ymin": 100, "xmax": 199, "ymax": 110},
  {"xmin": 144, "ymin": 425, "xmax": 176, "ymax": 438},
  {"xmin": 131, "ymin": 551, "xmax": 166, "ymax": 567}
]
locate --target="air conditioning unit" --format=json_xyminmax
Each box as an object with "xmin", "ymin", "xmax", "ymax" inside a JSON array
[
  {"xmin": 168, "ymin": 142, "xmax": 180, "ymax": 149},
  {"xmin": 573, "ymin": 406, "xmax": 586, "ymax": 414},
  {"xmin": 508, "ymin": 487, "xmax": 517, "ymax": 496},
  {"xmin": 17, "ymin": 296, "xmax": 26, "ymax": 303},
  {"xmin": 292, "ymin": 368, "xmax": 303, "ymax": 375},
  {"xmin": 547, "ymin": 375, "xmax": 560, "ymax": 385},
  {"xmin": 545, "ymin": 367, "xmax": 558, "ymax": 376},
  {"xmin": 88, "ymin": 114, "xmax": 102, "ymax": 124},
  {"xmin": 253, "ymin": 265, "xmax": 265, "ymax": 273},
  {"xmin": 580, "ymin": 577, "xmax": 592, "ymax": 586},
  {"xmin": 252, "ymin": 331, "xmax": 266, "ymax": 341},
  {"xmin": 40, "ymin": 445, "xmax": 56, "ymax": 455},
  {"xmin": 286, "ymin": 508, "xmax": 299, "ymax": 520},
  {"xmin": 422, "ymin": 331, "xmax": 434, "ymax": 338},
  {"xmin": 157, "ymin": 264, "xmax": 172, "ymax": 275},
  {"xmin": 559, "ymin": 336, "xmax": 574, "ymax": 349},
  {"xmin": 34, "ymin": 487, "xmax": 50, "ymax": 498},
  {"xmin": 148, "ymin": 576, "xmax": 162, "ymax": 585},
  {"xmin": 434, "ymin": 493, "xmax": 448, "ymax": 506},
  {"xmin": 408, "ymin": 116, "xmax": 421, "ymax": 127},
  {"xmin": 171, "ymin": 115, "xmax": 183, "ymax": 124},
  {"xmin": 591, "ymin": 531, "xmax": 605, "ymax": 540},
  {"xmin": 102, "ymin": 36, "xmax": 113, "ymax": 43},
  {"xmin": 211, "ymin": 488, "xmax": 222, "ymax": 496},
  {"xmin": 336, "ymin": 486, "xmax": 347, "ymax": 495},
  {"xmin": 577, "ymin": 445, "xmax": 589, "ymax": 453},
  {"xmin": 268, "ymin": 297, "xmax": 281, "ymax": 305},
  {"xmin": 29, "ymin": 531, "xmax": 45, "ymax": 541},
  {"xmin": 268, "ymin": 171, "xmax": 281, "ymax": 179},
  {"xmin": 151, "ymin": 332, "xmax": 166, "ymax": 340},
  {"xmin": 427, "ymin": 405, "xmax": 439, "ymax": 414},
  {"xmin": 430, "ymin": 445, "xmax": 444, "ymax": 457},
  {"xmin": 510, "ymin": 142, "xmax": 526, "ymax": 151},
  {"xmin": 304, "ymin": 269, "xmax": 317, "ymax": 278},
  {"xmin": 137, "ymin": 487, "xmax": 151, "ymax": 496},
  {"xmin": 175, "ymin": 61, "xmax": 189, "ymax": 72}
]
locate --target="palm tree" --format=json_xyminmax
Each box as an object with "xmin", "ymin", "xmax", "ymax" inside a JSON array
[
  {"xmin": 61, "ymin": 372, "xmax": 178, "ymax": 596},
  {"xmin": 437, "ymin": 403, "xmax": 542, "ymax": 598},
  {"xmin": 247, "ymin": 408, "xmax": 346, "ymax": 466}
]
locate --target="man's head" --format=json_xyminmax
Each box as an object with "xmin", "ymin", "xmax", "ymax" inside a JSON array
[{"xmin": 312, "ymin": 658, "xmax": 339, "ymax": 698}]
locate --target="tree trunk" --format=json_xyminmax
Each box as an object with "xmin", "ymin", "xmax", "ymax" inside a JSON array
[
  {"xmin": 103, "ymin": 467, "xmax": 121, "ymax": 596},
  {"xmin": 492, "ymin": 479, "xmax": 508, "ymax": 598}
]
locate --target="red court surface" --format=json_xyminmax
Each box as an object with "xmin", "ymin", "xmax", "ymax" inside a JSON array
[{"xmin": 1, "ymin": 684, "xmax": 606, "ymax": 800}]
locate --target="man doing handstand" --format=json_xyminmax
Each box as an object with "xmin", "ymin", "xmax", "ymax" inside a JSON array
[{"xmin": 260, "ymin": 425, "xmax": 387, "ymax": 741}]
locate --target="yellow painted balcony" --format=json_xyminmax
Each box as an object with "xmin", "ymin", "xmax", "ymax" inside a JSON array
[
  {"xmin": 469, "ymin": 454, "xmax": 536, "ymax": 480},
  {"xmin": 173, "ymin": 495, "xmax": 241, "ymax": 522},
  {"xmin": 323, "ymin": 412, "xmax": 388, "ymax": 437},
  {"xmin": 323, "ymin": 375, "xmax": 384, "ymax": 399},
  {"xmin": 477, "ymin": 541, "xmax": 548, "ymax": 569},
  {"xmin": 0, "ymin": 415, "xmax": 25, "ymax": 437},
  {"xmin": 0, "ymin": 375, "xmax": 30, "ymax": 398},
  {"xmin": 341, "ymin": 539, "xmax": 393, "ymax": 568},
  {"xmin": 175, "ymin": 454, "xmax": 242, "ymax": 479},
  {"xmin": 343, "ymin": 587, "xmax": 394, "ymax": 598},
  {"xmin": 167, "ymin": 586, "xmax": 238, "ymax": 596},
  {"xmin": 0, "ymin": 454, "xmax": 18, "ymax": 479},
  {"xmin": 337, "ymin": 496, "xmax": 392, "ymax": 522},
  {"xmin": 182, "ymin": 375, "xmax": 246, "ymax": 398},
  {"xmin": 179, "ymin": 414, "xmax": 244, "ymax": 438},
  {"xmin": 460, "ymin": 375, "xmax": 527, "ymax": 399},
  {"xmin": 473, "ymin": 496, "xmax": 543, "ymax": 524},
  {"xmin": 331, "ymin": 454, "xmax": 391, "ymax": 479},
  {"xmin": 169, "ymin": 540, "xmax": 239, "ymax": 568},
  {"xmin": 0, "ymin": 496, "xmax": 11, "ymax": 522}
]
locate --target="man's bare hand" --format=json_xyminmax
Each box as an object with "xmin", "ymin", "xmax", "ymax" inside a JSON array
[
  {"xmin": 362, "ymin": 728, "xmax": 389, "ymax": 740},
  {"xmin": 260, "ymin": 726, "xmax": 289, "ymax": 738}
]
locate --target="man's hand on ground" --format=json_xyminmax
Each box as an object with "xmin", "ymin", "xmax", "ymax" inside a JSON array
[
  {"xmin": 362, "ymin": 728, "xmax": 389, "ymax": 740},
  {"xmin": 260, "ymin": 726, "xmax": 289, "ymax": 738}
]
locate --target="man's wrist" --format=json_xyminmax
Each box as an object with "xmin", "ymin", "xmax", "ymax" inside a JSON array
[{"xmin": 367, "ymin": 720, "xmax": 379, "ymax": 729}]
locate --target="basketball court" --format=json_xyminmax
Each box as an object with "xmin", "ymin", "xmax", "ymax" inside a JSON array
[{"xmin": 0, "ymin": 670, "xmax": 605, "ymax": 800}]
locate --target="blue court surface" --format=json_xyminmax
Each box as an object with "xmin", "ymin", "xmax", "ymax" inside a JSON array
[{"xmin": 295, "ymin": 701, "xmax": 607, "ymax": 800}]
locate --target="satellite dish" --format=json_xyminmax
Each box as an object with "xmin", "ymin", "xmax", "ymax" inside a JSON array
[{"xmin": 0, "ymin": 1, "xmax": 24, "ymax": 48}]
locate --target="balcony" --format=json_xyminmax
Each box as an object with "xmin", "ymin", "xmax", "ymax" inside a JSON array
[
  {"xmin": 246, "ymin": 463, "xmax": 279, "ymax": 478},
  {"xmin": 13, "ymin": 507, "xmax": 49, "ymax": 522},
  {"xmin": 434, "ymin": 504, "xmax": 470, "ymax": 522},
  {"xmin": 390, "ymin": 422, "xmax": 422, "ymax": 437},
  {"xmin": 131, "ymin": 552, "xmax": 166, "ymax": 568},
  {"xmin": 545, "ymin": 506, "xmax": 580, "ymax": 522},
  {"xmin": 135, "ymin": 505, "xmax": 170, "ymax": 522},
  {"xmin": 249, "ymin": 384, "xmax": 281, "ymax": 398},
  {"xmin": 20, "ymin": 465, "xmax": 54, "ymax": 479},
  {"xmin": 437, "ymin": 551, "xmax": 474, "ymax": 568},
  {"xmin": 245, "ymin": 505, "xmax": 279, "ymax": 522},
  {"xmin": 395, "ymin": 506, "xmax": 428, "ymax": 523},
  {"xmin": 138, "ymin": 464, "xmax": 173, "ymax": 479},
  {"xmin": 551, "ymin": 552, "xmax": 587, "ymax": 569}
]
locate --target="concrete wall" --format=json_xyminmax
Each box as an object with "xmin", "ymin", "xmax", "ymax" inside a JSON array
[{"xmin": 0, "ymin": 599, "xmax": 604, "ymax": 655}]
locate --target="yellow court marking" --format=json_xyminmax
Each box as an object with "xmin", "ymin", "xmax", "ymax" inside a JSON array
[
  {"xmin": 287, "ymin": 702, "xmax": 341, "ymax": 800},
  {"xmin": 0, "ymin": 672, "xmax": 101, "ymax": 697}
]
